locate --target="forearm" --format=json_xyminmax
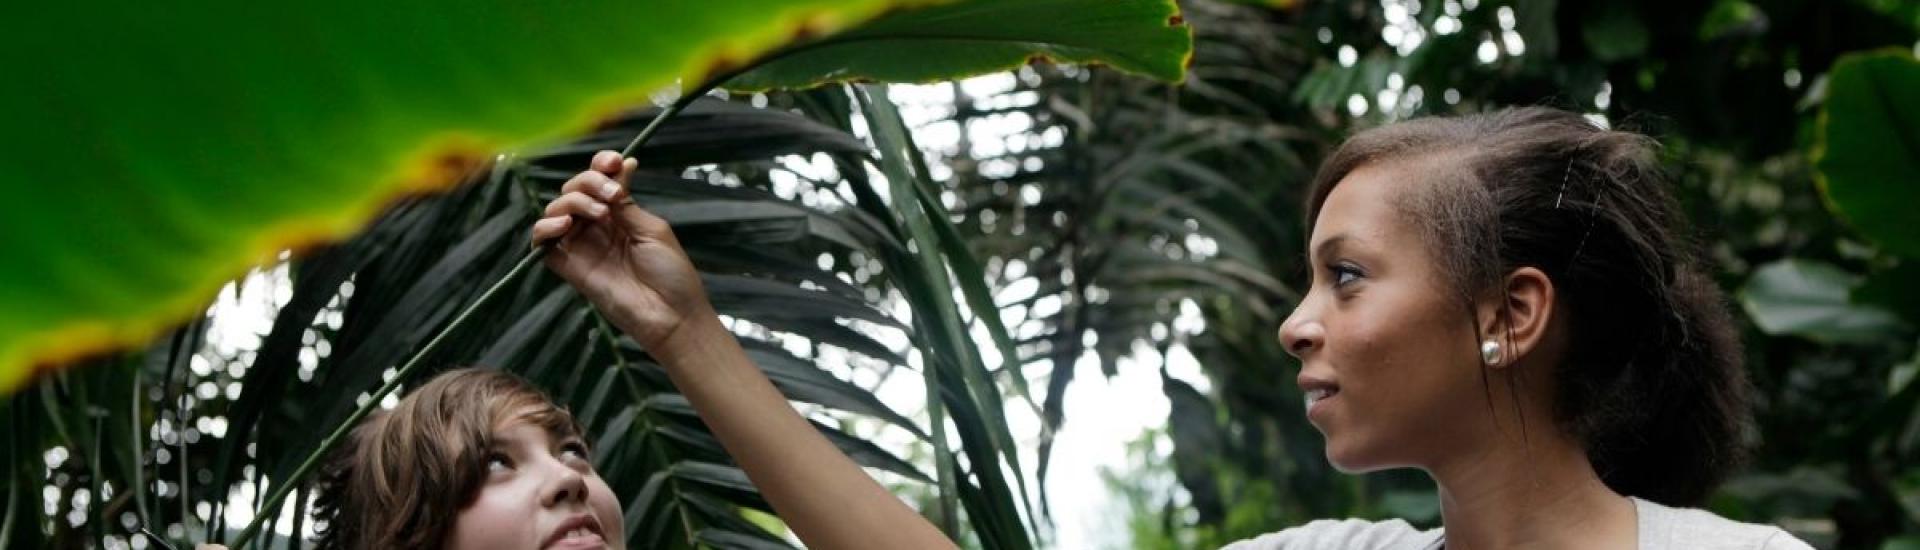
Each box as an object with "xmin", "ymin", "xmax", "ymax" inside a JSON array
[{"xmin": 642, "ymin": 313, "xmax": 955, "ymax": 550}]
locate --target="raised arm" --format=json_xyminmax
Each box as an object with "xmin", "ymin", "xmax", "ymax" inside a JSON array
[{"xmin": 531, "ymin": 151, "xmax": 955, "ymax": 550}]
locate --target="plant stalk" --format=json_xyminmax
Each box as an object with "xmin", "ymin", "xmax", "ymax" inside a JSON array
[
  {"xmin": 230, "ymin": 76, "xmax": 708, "ymax": 550},
  {"xmin": 230, "ymin": 246, "xmax": 546, "ymax": 548}
]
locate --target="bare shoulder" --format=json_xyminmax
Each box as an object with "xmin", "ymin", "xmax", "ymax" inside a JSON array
[{"xmin": 1221, "ymin": 517, "xmax": 1439, "ymax": 550}]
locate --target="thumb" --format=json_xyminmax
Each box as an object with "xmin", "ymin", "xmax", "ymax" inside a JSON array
[
  {"xmin": 589, "ymin": 152, "xmax": 640, "ymax": 203},
  {"xmin": 588, "ymin": 151, "xmax": 661, "ymax": 240},
  {"xmin": 606, "ymin": 157, "xmax": 656, "ymax": 238},
  {"xmin": 589, "ymin": 150, "xmax": 625, "ymax": 176},
  {"xmin": 617, "ymin": 157, "xmax": 638, "ymax": 186}
]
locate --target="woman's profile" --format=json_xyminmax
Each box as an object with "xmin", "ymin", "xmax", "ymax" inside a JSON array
[{"xmin": 204, "ymin": 107, "xmax": 1815, "ymax": 550}]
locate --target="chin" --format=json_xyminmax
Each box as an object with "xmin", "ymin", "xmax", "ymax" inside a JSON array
[{"xmin": 1322, "ymin": 436, "xmax": 1386, "ymax": 474}]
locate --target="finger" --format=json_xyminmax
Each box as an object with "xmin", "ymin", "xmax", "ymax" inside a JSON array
[
  {"xmin": 544, "ymin": 191, "xmax": 610, "ymax": 220},
  {"xmin": 618, "ymin": 158, "xmax": 638, "ymax": 184},
  {"xmin": 543, "ymin": 242, "xmax": 575, "ymax": 273},
  {"xmin": 560, "ymin": 169, "xmax": 622, "ymax": 202},
  {"xmin": 610, "ymin": 157, "xmax": 639, "ymax": 203},
  {"xmin": 529, "ymin": 216, "xmax": 573, "ymax": 248},
  {"xmin": 613, "ymin": 200, "xmax": 676, "ymax": 242},
  {"xmin": 591, "ymin": 150, "xmax": 625, "ymax": 176}
]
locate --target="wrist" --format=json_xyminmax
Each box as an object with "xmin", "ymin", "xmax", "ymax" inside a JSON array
[{"xmin": 647, "ymin": 306, "xmax": 729, "ymax": 368}]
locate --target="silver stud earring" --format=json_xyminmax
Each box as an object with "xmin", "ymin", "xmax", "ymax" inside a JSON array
[{"xmin": 1480, "ymin": 340, "xmax": 1502, "ymax": 366}]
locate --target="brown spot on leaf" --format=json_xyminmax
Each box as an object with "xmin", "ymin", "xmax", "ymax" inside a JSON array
[
  {"xmin": 401, "ymin": 140, "xmax": 491, "ymax": 195},
  {"xmin": 702, "ymin": 54, "xmax": 744, "ymax": 87},
  {"xmin": 433, "ymin": 151, "xmax": 482, "ymax": 183},
  {"xmin": 1168, "ymin": 14, "xmax": 1185, "ymax": 27},
  {"xmin": 789, "ymin": 11, "xmax": 835, "ymax": 42}
]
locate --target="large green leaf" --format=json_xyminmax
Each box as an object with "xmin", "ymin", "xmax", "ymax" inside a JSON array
[
  {"xmin": 1739, "ymin": 259, "xmax": 1907, "ymax": 344},
  {"xmin": 1814, "ymin": 50, "xmax": 1920, "ymax": 259},
  {"xmin": 728, "ymin": 0, "xmax": 1192, "ymax": 91},
  {"xmin": 0, "ymin": 1, "xmax": 926, "ymax": 393},
  {"xmin": 0, "ymin": 0, "xmax": 1195, "ymax": 394}
]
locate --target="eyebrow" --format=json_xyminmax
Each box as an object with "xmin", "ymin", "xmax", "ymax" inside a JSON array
[
  {"xmin": 488, "ymin": 432, "xmax": 525, "ymax": 448},
  {"xmin": 1310, "ymin": 234, "xmax": 1349, "ymax": 263},
  {"xmin": 488, "ymin": 426, "xmax": 584, "ymax": 450}
]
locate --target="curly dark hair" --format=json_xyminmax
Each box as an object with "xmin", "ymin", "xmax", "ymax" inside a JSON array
[{"xmin": 1306, "ymin": 106, "xmax": 1753, "ymax": 506}]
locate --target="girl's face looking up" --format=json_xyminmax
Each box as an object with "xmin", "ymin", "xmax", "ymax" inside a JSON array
[{"xmin": 448, "ymin": 409, "xmax": 626, "ymax": 550}]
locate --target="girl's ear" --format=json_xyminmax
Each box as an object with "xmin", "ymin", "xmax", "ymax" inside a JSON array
[{"xmin": 1476, "ymin": 266, "xmax": 1556, "ymax": 368}]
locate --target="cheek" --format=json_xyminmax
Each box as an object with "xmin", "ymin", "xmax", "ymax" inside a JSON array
[
  {"xmin": 588, "ymin": 475, "xmax": 627, "ymax": 548},
  {"xmin": 1323, "ymin": 291, "xmax": 1475, "ymax": 468},
  {"xmin": 448, "ymin": 482, "xmax": 538, "ymax": 550}
]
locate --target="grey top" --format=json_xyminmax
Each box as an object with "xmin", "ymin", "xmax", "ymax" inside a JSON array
[{"xmin": 1221, "ymin": 497, "xmax": 1814, "ymax": 549}]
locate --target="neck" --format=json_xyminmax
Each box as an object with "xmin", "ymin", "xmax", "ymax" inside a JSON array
[{"xmin": 1426, "ymin": 415, "xmax": 1636, "ymax": 549}]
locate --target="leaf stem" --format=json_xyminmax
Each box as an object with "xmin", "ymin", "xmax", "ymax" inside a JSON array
[
  {"xmin": 230, "ymin": 247, "xmax": 546, "ymax": 549},
  {"xmin": 131, "ymin": 366, "xmax": 152, "ymax": 529},
  {"xmin": 231, "ymin": 71, "xmax": 714, "ymax": 550},
  {"xmin": 1, "ymin": 403, "xmax": 19, "ymax": 549}
]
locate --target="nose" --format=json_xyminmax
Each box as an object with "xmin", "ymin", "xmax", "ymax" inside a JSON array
[
  {"xmin": 538, "ymin": 459, "xmax": 590, "ymax": 508},
  {"xmin": 1278, "ymin": 300, "xmax": 1324, "ymax": 359}
]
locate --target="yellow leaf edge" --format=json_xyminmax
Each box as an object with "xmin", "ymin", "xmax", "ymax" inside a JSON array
[
  {"xmin": 0, "ymin": 0, "xmax": 937, "ymax": 394},
  {"xmin": 723, "ymin": 0, "xmax": 1195, "ymax": 93}
]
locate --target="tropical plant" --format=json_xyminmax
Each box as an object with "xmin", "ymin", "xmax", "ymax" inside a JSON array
[
  {"xmin": 0, "ymin": 0, "xmax": 1191, "ymax": 393},
  {"xmin": 899, "ymin": 3, "xmax": 1440, "ymax": 544},
  {"xmin": 995, "ymin": 0, "xmax": 1920, "ymax": 548},
  {"xmin": 0, "ymin": 1, "xmax": 1194, "ymax": 549}
]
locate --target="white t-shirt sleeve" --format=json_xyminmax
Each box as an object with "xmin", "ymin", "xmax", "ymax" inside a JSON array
[
  {"xmin": 1635, "ymin": 497, "xmax": 1815, "ymax": 550},
  {"xmin": 1221, "ymin": 518, "xmax": 1438, "ymax": 550},
  {"xmin": 1756, "ymin": 528, "xmax": 1816, "ymax": 550},
  {"xmin": 1222, "ymin": 498, "xmax": 1816, "ymax": 550}
]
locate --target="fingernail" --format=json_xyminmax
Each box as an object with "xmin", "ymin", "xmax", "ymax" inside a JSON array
[
  {"xmin": 589, "ymin": 203, "xmax": 609, "ymax": 216},
  {"xmin": 601, "ymin": 182, "xmax": 621, "ymax": 199}
]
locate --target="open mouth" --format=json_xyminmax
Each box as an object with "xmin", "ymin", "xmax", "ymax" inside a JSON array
[
  {"xmin": 544, "ymin": 515, "xmax": 607, "ymax": 549},
  {"xmin": 1305, "ymin": 387, "xmax": 1339, "ymax": 415}
]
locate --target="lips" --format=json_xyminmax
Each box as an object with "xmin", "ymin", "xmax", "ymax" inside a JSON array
[
  {"xmin": 1297, "ymin": 375, "xmax": 1340, "ymax": 421},
  {"xmin": 1305, "ymin": 387, "xmax": 1338, "ymax": 403},
  {"xmin": 1305, "ymin": 386, "xmax": 1339, "ymax": 417},
  {"xmin": 543, "ymin": 514, "xmax": 607, "ymax": 550}
]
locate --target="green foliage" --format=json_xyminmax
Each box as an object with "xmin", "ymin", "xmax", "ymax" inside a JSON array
[
  {"xmin": 8, "ymin": 0, "xmax": 1920, "ymax": 548},
  {"xmin": 1582, "ymin": 3, "xmax": 1651, "ymax": 62},
  {"xmin": 0, "ymin": 0, "xmax": 921, "ymax": 394},
  {"xmin": 0, "ymin": 1, "xmax": 1196, "ymax": 548},
  {"xmin": 934, "ymin": 0, "xmax": 1920, "ymax": 548},
  {"xmin": 0, "ymin": 0, "xmax": 1196, "ymax": 396},
  {"xmin": 1814, "ymin": 51, "xmax": 1920, "ymax": 259},
  {"xmin": 729, "ymin": 0, "xmax": 1192, "ymax": 91},
  {"xmin": 1741, "ymin": 259, "xmax": 1907, "ymax": 344},
  {"xmin": 856, "ymin": 83, "xmax": 1036, "ymax": 547}
]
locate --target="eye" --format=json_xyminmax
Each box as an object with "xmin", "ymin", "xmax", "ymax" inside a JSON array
[
  {"xmin": 559, "ymin": 440, "xmax": 591, "ymax": 463},
  {"xmin": 485, "ymin": 451, "xmax": 514, "ymax": 473},
  {"xmin": 1327, "ymin": 262, "xmax": 1365, "ymax": 288}
]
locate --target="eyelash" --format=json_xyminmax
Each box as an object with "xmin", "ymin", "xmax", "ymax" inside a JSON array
[
  {"xmin": 1327, "ymin": 262, "xmax": 1364, "ymax": 289},
  {"xmin": 485, "ymin": 440, "xmax": 592, "ymax": 472}
]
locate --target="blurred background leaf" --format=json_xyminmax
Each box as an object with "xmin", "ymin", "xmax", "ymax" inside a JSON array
[{"xmin": 1814, "ymin": 51, "xmax": 1920, "ymax": 259}]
